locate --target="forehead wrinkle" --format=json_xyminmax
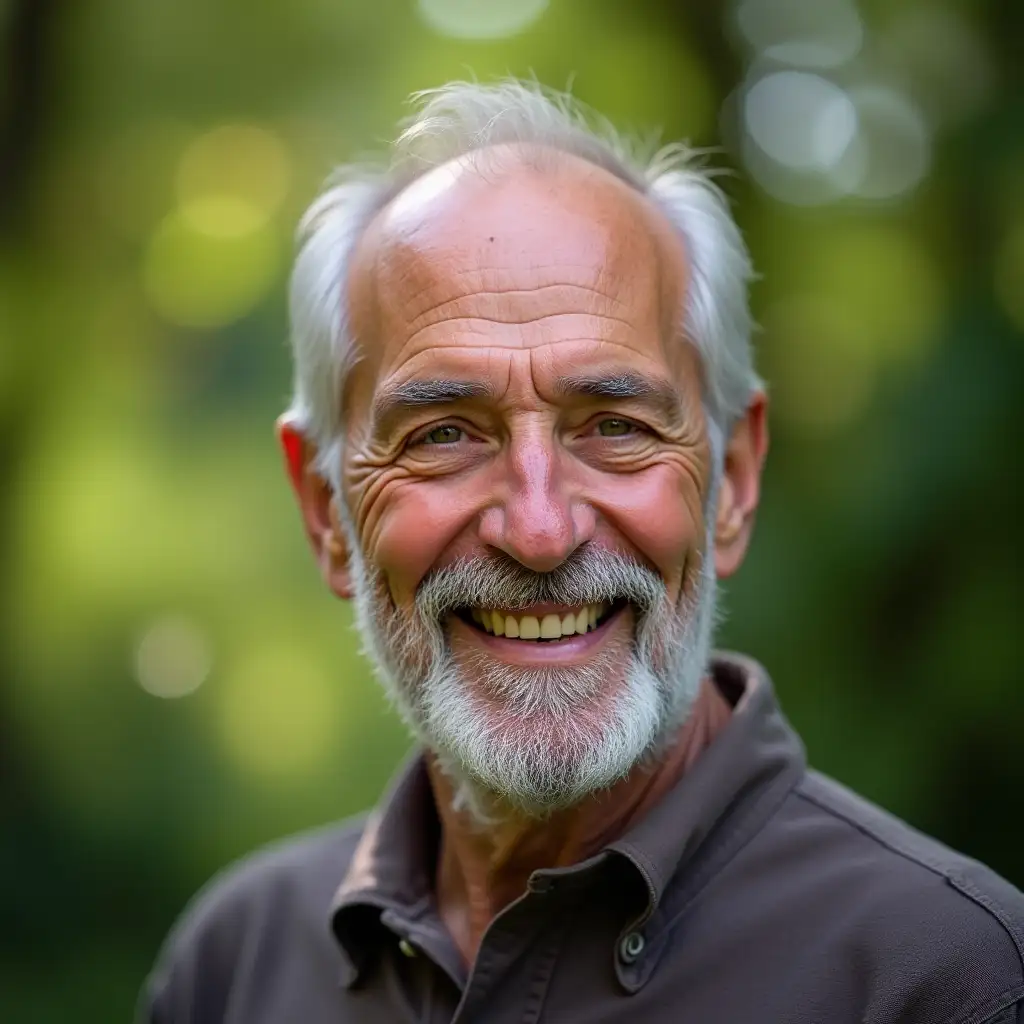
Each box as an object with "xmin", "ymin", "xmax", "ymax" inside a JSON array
[
  {"xmin": 374, "ymin": 337, "xmax": 679, "ymax": 371},
  {"xmin": 403, "ymin": 309, "xmax": 639, "ymax": 349},
  {"xmin": 381, "ymin": 254, "xmax": 637, "ymax": 331},
  {"xmin": 345, "ymin": 154, "xmax": 691, "ymax": 435},
  {"xmin": 409, "ymin": 282, "xmax": 632, "ymax": 323}
]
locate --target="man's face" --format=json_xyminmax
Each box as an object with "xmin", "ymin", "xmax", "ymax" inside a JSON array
[{"xmin": 295, "ymin": 152, "xmax": 739, "ymax": 816}]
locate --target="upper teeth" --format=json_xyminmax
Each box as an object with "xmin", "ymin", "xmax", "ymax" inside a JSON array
[{"xmin": 469, "ymin": 604, "xmax": 608, "ymax": 639}]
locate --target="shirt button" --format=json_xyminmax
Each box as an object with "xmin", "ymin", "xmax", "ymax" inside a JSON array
[
  {"xmin": 398, "ymin": 938, "xmax": 418, "ymax": 958},
  {"xmin": 618, "ymin": 931, "xmax": 645, "ymax": 964}
]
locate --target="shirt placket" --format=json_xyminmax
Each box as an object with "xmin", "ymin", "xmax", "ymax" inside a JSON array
[
  {"xmin": 448, "ymin": 890, "xmax": 562, "ymax": 1024},
  {"xmin": 379, "ymin": 907, "xmax": 464, "ymax": 1022}
]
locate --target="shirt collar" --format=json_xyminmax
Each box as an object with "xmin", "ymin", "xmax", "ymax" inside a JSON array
[
  {"xmin": 606, "ymin": 652, "xmax": 805, "ymax": 910},
  {"xmin": 330, "ymin": 652, "xmax": 806, "ymax": 981},
  {"xmin": 330, "ymin": 754, "xmax": 442, "ymax": 984}
]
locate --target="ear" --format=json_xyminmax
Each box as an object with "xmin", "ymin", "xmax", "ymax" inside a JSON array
[
  {"xmin": 276, "ymin": 415, "xmax": 355, "ymax": 600},
  {"xmin": 714, "ymin": 392, "xmax": 769, "ymax": 579}
]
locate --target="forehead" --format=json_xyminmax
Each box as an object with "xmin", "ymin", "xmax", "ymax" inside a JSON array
[{"xmin": 345, "ymin": 149, "xmax": 689, "ymax": 412}]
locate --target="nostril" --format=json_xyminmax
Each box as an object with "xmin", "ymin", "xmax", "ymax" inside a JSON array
[
  {"xmin": 477, "ymin": 487, "xmax": 597, "ymax": 575},
  {"xmin": 481, "ymin": 500, "xmax": 581, "ymax": 572}
]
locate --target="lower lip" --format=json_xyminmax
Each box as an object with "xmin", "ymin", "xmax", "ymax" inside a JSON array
[{"xmin": 447, "ymin": 605, "xmax": 630, "ymax": 665}]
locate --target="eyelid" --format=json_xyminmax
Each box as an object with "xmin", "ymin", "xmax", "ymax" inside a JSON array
[
  {"xmin": 407, "ymin": 420, "xmax": 469, "ymax": 447},
  {"xmin": 593, "ymin": 414, "xmax": 647, "ymax": 434}
]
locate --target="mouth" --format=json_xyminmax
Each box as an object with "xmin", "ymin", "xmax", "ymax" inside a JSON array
[{"xmin": 454, "ymin": 600, "xmax": 625, "ymax": 642}]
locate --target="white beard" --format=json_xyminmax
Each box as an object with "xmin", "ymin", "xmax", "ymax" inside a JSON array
[{"xmin": 341, "ymin": 523, "xmax": 720, "ymax": 825}]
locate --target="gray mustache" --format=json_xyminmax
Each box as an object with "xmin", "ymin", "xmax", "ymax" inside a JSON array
[{"xmin": 415, "ymin": 546, "xmax": 665, "ymax": 620}]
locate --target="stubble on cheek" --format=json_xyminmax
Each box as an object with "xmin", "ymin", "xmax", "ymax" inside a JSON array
[{"xmin": 361, "ymin": 560, "xmax": 438, "ymax": 694}]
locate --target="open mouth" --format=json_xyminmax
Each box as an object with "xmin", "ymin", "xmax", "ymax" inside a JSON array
[{"xmin": 455, "ymin": 601, "xmax": 624, "ymax": 642}]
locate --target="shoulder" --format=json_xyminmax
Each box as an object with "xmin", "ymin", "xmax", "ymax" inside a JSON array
[
  {"xmin": 139, "ymin": 816, "xmax": 367, "ymax": 1021},
  {"xmin": 787, "ymin": 771, "xmax": 1024, "ymax": 1022},
  {"xmin": 162, "ymin": 814, "xmax": 367, "ymax": 953}
]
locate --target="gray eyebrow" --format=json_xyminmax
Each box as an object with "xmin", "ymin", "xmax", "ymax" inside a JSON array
[
  {"xmin": 554, "ymin": 371, "xmax": 685, "ymax": 425},
  {"xmin": 372, "ymin": 378, "xmax": 495, "ymax": 430}
]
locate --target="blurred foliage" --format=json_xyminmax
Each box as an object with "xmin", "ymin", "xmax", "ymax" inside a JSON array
[{"xmin": 1, "ymin": 0, "xmax": 1022, "ymax": 1020}]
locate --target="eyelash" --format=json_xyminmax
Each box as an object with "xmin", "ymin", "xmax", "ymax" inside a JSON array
[
  {"xmin": 408, "ymin": 416, "xmax": 648, "ymax": 448},
  {"xmin": 596, "ymin": 416, "xmax": 644, "ymax": 437},
  {"xmin": 409, "ymin": 422, "xmax": 470, "ymax": 447}
]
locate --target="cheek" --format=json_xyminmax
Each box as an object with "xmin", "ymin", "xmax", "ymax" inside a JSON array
[
  {"xmin": 597, "ymin": 464, "xmax": 706, "ymax": 583},
  {"xmin": 364, "ymin": 481, "xmax": 479, "ymax": 605}
]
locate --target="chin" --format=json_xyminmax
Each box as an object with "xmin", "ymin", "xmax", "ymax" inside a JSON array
[{"xmin": 420, "ymin": 656, "xmax": 666, "ymax": 820}]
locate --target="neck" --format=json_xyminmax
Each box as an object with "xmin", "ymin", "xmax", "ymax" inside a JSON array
[{"xmin": 428, "ymin": 676, "xmax": 733, "ymax": 965}]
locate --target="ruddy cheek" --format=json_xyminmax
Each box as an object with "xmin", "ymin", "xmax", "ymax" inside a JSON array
[
  {"xmin": 601, "ymin": 469, "xmax": 704, "ymax": 578},
  {"xmin": 369, "ymin": 483, "xmax": 480, "ymax": 604}
]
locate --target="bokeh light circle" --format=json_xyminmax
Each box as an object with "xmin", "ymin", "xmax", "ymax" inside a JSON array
[
  {"xmin": 744, "ymin": 71, "xmax": 857, "ymax": 173},
  {"xmin": 839, "ymin": 85, "xmax": 931, "ymax": 201},
  {"xmin": 416, "ymin": 0, "xmax": 548, "ymax": 39},
  {"xmin": 739, "ymin": 70, "xmax": 932, "ymax": 206},
  {"xmin": 135, "ymin": 615, "xmax": 211, "ymax": 698},
  {"xmin": 176, "ymin": 123, "xmax": 291, "ymax": 236},
  {"xmin": 734, "ymin": 0, "xmax": 863, "ymax": 69},
  {"xmin": 143, "ymin": 209, "xmax": 279, "ymax": 328}
]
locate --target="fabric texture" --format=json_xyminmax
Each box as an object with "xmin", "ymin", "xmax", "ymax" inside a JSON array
[{"xmin": 140, "ymin": 653, "xmax": 1024, "ymax": 1023}]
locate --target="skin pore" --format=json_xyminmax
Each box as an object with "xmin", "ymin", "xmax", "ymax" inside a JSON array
[{"xmin": 280, "ymin": 146, "xmax": 768, "ymax": 965}]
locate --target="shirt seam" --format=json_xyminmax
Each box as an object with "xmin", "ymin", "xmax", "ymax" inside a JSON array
[
  {"xmin": 948, "ymin": 984, "xmax": 1024, "ymax": 1024},
  {"xmin": 794, "ymin": 782, "xmax": 1024, "ymax": 981},
  {"xmin": 521, "ymin": 917, "xmax": 570, "ymax": 1023},
  {"xmin": 667, "ymin": 763, "xmax": 805, "ymax": 919}
]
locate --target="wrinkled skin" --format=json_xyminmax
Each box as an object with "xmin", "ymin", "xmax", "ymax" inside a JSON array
[{"xmin": 280, "ymin": 147, "xmax": 767, "ymax": 964}]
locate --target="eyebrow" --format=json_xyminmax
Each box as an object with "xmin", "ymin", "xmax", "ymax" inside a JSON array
[
  {"xmin": 554, "ymin": 371, "xmax": 686, "ymax": 426},
  {"xmin": 372, "ymin": 378, "xmax": 495, "ymax": 432}
]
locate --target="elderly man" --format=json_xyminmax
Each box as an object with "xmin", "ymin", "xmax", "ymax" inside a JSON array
[{"xmin": 141, "ymin": 82, "xmax": 1024, "ymax": 1024}]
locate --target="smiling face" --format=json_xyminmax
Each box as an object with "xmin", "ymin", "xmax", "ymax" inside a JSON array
[{"xmin": 282, "ymin": 147, "xmax": 763, "ymax": 817}]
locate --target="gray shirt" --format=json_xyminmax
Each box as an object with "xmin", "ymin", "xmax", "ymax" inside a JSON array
[{"xmin": 140, "ymin": 653, "xmax": 1024, "ymax": 1023}]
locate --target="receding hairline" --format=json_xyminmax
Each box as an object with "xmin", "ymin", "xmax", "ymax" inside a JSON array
[
  {"xmin": 345, "ymin": 141, "xmax": 690, "ymax": 372},
  {"xmin": 286, "ymin": 80, "xmax": 760, "ymax": 470},
  {"xmin": 366, "ymin": 140, "xmax": 672, "ymax": 245}
]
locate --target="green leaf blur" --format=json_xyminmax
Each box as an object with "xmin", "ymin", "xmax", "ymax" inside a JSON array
[{"xmin": 1, "ymin": 1, "xmax": 1021, "ymax": 1019}]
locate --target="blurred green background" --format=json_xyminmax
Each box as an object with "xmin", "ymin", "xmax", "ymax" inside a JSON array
[{"xmin": 1, "ymin": 0, "xmax": 1022, "ymax": 1019}]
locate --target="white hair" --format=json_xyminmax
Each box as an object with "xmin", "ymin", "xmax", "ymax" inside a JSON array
[
  {"xmin": 342, "ymin": 490, "xmax": 721, "ymax": 823},
  {"xmin": 285, "ymin": 79, "xmax": 760, "ymax": 472}
]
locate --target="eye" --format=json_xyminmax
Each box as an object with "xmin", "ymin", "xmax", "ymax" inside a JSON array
[
  {"xmin": 597, "ymin": 417, "xmax": 636, "ymax": 437},
  {"xmin": 421, "ymin": 424, "xmax": 464, "ymax": 445}
]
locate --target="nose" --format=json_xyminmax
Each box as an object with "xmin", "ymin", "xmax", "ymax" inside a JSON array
[{"xmin": 478, "ymin": 434, "xmax": 596, "ymax": 573}]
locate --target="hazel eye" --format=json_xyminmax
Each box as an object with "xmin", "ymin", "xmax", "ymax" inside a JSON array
[
  {"xmin": 422, "ymin": 425, "xmax": 463, "ymax": 445},
  {"xmin": 597, "ymin": 418, "xmax": 635, "ymax": 437}
]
